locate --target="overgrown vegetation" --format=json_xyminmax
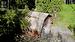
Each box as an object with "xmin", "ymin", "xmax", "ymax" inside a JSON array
[
  {"xmin": 35, "ymin": 0, "xmax": 63, "ymax": 13},
  {"xmin": 0, "ymin": 0, "xmax": 30, "ymax": 42},
  {"xmin": 0, "ymin": 0, "xmax": 75, "ymax": 42}
]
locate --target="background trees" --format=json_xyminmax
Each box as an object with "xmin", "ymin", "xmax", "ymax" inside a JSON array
[{"xmin": 0, "ymin": 0, "xmax": 30, "ymax": 42}]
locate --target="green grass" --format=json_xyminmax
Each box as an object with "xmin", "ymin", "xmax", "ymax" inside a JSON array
[
  {"xmin": 54, "ymin": 4, "xmax": 75, "ymax": 36},
  {"xmin": 57, "ymin": 4, "xmax": 75, "ymax": 26}
]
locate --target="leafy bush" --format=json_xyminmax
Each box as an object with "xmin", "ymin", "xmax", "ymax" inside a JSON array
[
  {"xmin": 21, "ymin": 6, "xmax": 30, "ymax": 29},
  {"xmin": 0, "ymin": 10, "xmax": 16, "ymax": 33},
  {"xmin": 35, "ymin": 0, "xmax": 63, "ymax": 13},
  {"xmin": 0, "ymin": 7, "xmax": 29, "ymax": 42}
]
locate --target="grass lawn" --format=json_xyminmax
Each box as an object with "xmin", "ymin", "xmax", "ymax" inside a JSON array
[{"xmin": 57, "ymin": 4, "xmax": 75, "ymax": 27}]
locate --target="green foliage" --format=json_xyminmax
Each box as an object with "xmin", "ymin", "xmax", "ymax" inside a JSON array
[
  {"xmin": 0, "ymin": 8, "xmax": 29, "ymax": 42},
  {"xmin": 58, "ymin": 4, "xmax": 75, "ymax": 26},
  {"xmin": 0, "ymin": 9, "xmax": 16, "ymax": 34},
  {"xmin": 20, "ymin": 6, "xmax": 30, "ymax": 29},
  {"xmin": 16, "ymin": 0, "xmax": 21, "ymax": 4},
  {"xmin": 35, "ymin": 0, "xmax": 51, "ymax": 12},
  {"xmin": 35, "ymin": 0, "xmax": 63, "ymax": 13},
  {"xmin": 16, "ymin": 0, "xmax": 28, "ymax": 4},
  {"xmin": 0, "ymin": 0, "xmax": 30, "ymax": 42},
  {"xmin": 3, "ymin": 10, "xmax": 16, "ymax": 21},
  {"xmin": 0, "ymin": 0, "xmax": 30, "ymax": 34},
  {"xmin": 22, "ymin": 6, "xmax": 29, "ymax": 17},
  {"xmin": 56, "ymin": 4, "xmax": 75, "ymax": 36},
  {"xmin": 0, "ymin": 7, "xmax": 29, "ymax": 33}
]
